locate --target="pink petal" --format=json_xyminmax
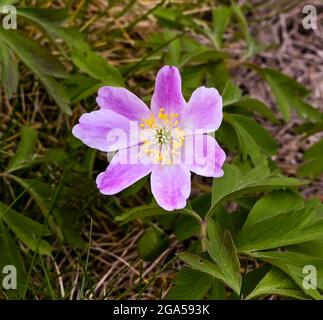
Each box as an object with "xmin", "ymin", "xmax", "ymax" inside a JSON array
[
  {"xmin": 151, "ymin": 66, "xmax": 186, "ymax": 119},
  {"xmin": 182, "ymin": 134, "xmax": 226, "ymax": 177},
  {"xmin": 180, "ymin": 86, "xmax": 223, "ymax": 133},
  {"xmin": 72, "ymin": 109, "xmax": 136, "ymax": 152},
  {"xmin": 151, "ymin": 165, "xmax": 191, "ymax": 211},
  {"xmin": 96, "ymin": 145, "xmax": 153, "ymax": 195},
  {"xmin": 97, "ymin": 86, "xmax": 152, "ymax": 121}
]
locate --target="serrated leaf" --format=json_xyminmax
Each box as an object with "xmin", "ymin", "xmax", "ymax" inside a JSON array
[
  {"xmin": 258, "ymin": 68, "xmax": 321, "ymax": 122},
  {"xmin": 179, "ymin": 252, "xmax": 242, "ymax": 294},
  {"xmin": 222, "ymin": 80, "xmax": 242, "ymax": 106},
  {"xmin": 246, "ymin": 267, "xmax": 309, "ymax": 300},
  {"xmin": 179, "ymin": 252, "xmax": 225, "ymax": 283},
  {"xmin": 208, "ymin": 163, "xmax": 304, "ymax": 218},
  {"xmin": 236, "ymin": 207, "xmax": 316, "ymax": 252},
  {"xmin": 250, "ymin": 251, "xmax": 323, "ymax": 299},
  {"xmin": 0, "ymin": 28, "xmax": 67, "ymax": 78},
  {"xmin": 206, "ymin": 221, "xmax": 241, "ymax": 294},
  {"xmin": 231, "ymin": 114, "xmax": 277, "ymax": 155},
  {"xmin": 168, "ymin": 268, "xmax": 213, "ymax": 300},
  {"xmin": 225, "ymin": 114, "xmax": 263, "ymax": 164},
  {"xmin": 244, "ymin": 190, "xmax": 304, "ymax": 228}
]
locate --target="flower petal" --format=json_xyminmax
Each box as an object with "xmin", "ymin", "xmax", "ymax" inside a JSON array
[
  {"xmin": 180, "ymin": 86, "xmax": 223, "ymax": 133},
  {"xmin": 151, "ymin": 164, "xmax": 191, "ymax": 211},
  {"xmin": 96, "ymin": 145, "xmax": 153, "ymax": 195},
  {"xmin": 72, "ymin": 109, "xmax": 134, "ymax": 152},
  {"xmin": 151, "ymin": 66, "xmax": 186, "ymax": 118},
  {"xmin": 182, "ymin": 134, "xmax": 225, "ymax": 177},
  {"xmin": 97, "ymin": 86, "xmax": 151, "ymax": 121}
]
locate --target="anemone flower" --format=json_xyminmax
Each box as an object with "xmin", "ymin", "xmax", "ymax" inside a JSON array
[{"xmin": 72, "ymin": 66, "xmax": 226, "ymax": 211}]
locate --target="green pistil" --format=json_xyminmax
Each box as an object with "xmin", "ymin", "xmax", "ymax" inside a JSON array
[{"xmin": 156, "ymin": 128, "xmax": 170, "ymax": 144}]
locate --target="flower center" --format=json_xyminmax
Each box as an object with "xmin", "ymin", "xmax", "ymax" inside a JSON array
[{"xmin": 139, "ymin": 108, "xmax": 184, "ymax": 164}]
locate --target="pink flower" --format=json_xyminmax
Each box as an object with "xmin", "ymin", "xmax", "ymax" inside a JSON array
[{"xmin": 72, "ymin": 66, "xmax": 225, "ymax": 211}]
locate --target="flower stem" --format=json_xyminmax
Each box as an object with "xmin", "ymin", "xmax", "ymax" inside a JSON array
[{"xmin": 200, "ymin": 219, "xmax": 207, "ymax": 252}]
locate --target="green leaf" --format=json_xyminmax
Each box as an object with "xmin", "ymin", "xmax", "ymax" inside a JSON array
[
  {"xmin": 0, "ymin": 225, "xmax": 26, "ymax": 298},
  {"xmin": 168, "ymin": 268, "xmax": 213, "ymax": 300},
  {"xmin": 298, "ymin": 140, "xmax": 323, "ymax": 178},
  {"xmin": 297, "ymin": 160, "xmax": 323, "ymax": 178},
  {"xmin": 246, "ymin": 267, "xmax": 309, "ymax": 300},
  {"xmin": 164, "ymin": 30, "xmax": 181, "ymax": 66},
  {"xmin": 16, "ymin": 8, "xmax": 90, "ymax": 52},
  {"xmin": 64, "ymin": 74, "xmax": 100, "ymax": 103},
  {"xmin": 0, "ymin": 202, "xmax": 52, "ymax": 255},
  {"xmin": 212, "ymin": 6, "xmax": 231, "ymax": 49},
  {"xmin": 71, "ymin": 50, "xmax": 124, "ymax": 86},
  {"xmin": 227, "ymin": 97, "xmax": 278, "ymax": 124},
  {"xmin": 115, "ymin": 204, "xmax": 202, "ymax": 224},
  {"xmin": 231, "ymin": 2, "xmax": 261, "ymax": 57},
  {"xmin": 289, "ymin": 239, "xmax": 323, "ymax": 259},
  {"xmin": 53, "ymin": 208, "xmax": 85, "ymax": 249},
  {"xmin": 240, "ymin": 265, "xmax": 271, "ymax": 298},
  {"xmin": 259, "ymin": 68, "xmax": 321, "ymax": 122},
  {"xmin": 222, "ymin": 79, "xmax": 242, "ymax": 106},
  {"xmin": 290, "ymin": 99, "xmax": 322, "ymax": 122},
  {"xmin": 44, "ymin": 148, "xmax": 69, "ymax": 167},
  {"xmin": 190, "ymin": 193, "xmax": 211, "ymax": 218},
  {"xmin": 0, "ymin": 28, "xmax": 67, "ymax": 78},
  {"xmin": 206, "ymin": 221, "xmax": 241, "ymax": 294},
  {"xmin": 121, "ymin": 176, "xmax": 148, "ymax": 198},
  {"xmin": 37, "ymin": 73, "xmax": 71, "ymax": 114},
  {"xmin": 10, "ymin": 177, "xmax": 52, "ymax": 216},
  {"xmin": 179, "ymin": 252, "xmax": 242, "ymax": 294},
  {"xmin": 137, "ymin": 227, "xmax": 169, "ymax": 261},
  {"xmin": 250, "ymin": 251, "xmax": 323, "ymax": 299},
  {"xmin": 236, "ymin": 207, "xmax": 316, "ymax": 252},
  {"xmin": 208, "ymin": 279, "xmax": 226, "ymax": 300},
  {"xmin": 261, "ymin": 68, "xmax": 310, "ymax": 98},
  {"xmin": 17, "ymin": 7, "xmax": 67, "ymax": 26},
  {"xmin": 6, "ymin": 126, "xmax": 38, "ymax": 172},
  {"xmin": 173, "ymin": 215, "xmax": 200, "ymax": 241},
  {"xmin": 0, "ymin": 39, "xmax": 18, "ymax": 98},
  {"xmin": 225, "ymin": 114, "xmax": 263, "ymax": 164},
  {"xmin": 0, "ymin": 1, "xmax": 19, "ymax": 12},
  {"xmin": 230, "ymin": 114, "xmax": 277, "ymax": 155},
  {"xmin": 0, "ymin": 28, "xmax": 71, "ymax": 114},
  {"xmin": 304, "ymin": 140, "xmax": 323, "ymax": 160},
  {"xmin": 243, "ymin": 190, "xmax": 304, "ymax": 228},
  {"xmin": 179, "ymin": 252, "xmax": 225, "ymax": 283},
  {"xmin": 208, "ymin": 163, "xmax": 303, "ymax": 218},
  {"xmin": 153, "ymin": 8, "xmax": 200, "ymax": 31}
]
